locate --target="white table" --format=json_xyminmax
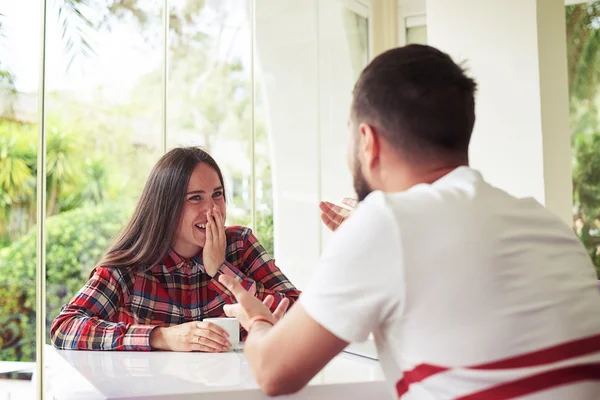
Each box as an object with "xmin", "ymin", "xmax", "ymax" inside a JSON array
[{"xmin": 45, "ymin": 345, "xmax": 390, "ymax": 399}]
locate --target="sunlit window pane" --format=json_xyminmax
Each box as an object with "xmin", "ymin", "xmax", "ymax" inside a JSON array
[
  {"xmin": 41, "ymin": 1, "xmax": 164, "ymax": 397},
  {"xmin": 167, "ymin": 0, "xmax": 254, "ymax": 238},
  {"xmin": 0, "ymin": 1, "xmax": 40, "ymax": 398}
]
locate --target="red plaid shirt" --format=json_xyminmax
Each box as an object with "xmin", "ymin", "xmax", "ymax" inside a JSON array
[{"xmin": 50, "ymin": 226, "xmax": 300, "ymax": 351}]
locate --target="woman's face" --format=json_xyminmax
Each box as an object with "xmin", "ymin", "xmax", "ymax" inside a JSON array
[{"xmin": 172, "ymin": 162, "xmax": 226, "ymax": 258}]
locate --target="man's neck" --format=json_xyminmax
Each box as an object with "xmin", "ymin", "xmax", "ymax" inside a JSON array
[{"xmin": 381, "ymin": 162, "xmax": 468, "ymax": 193}]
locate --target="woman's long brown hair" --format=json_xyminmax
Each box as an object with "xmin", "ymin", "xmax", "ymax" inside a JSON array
[{"xmin": 95, "ymin": 147, "xmax": 226, "ymax": 272}]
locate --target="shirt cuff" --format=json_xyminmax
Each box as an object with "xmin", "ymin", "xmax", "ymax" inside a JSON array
[{"xmin": 123, "ymin": 325, "xmax": 156, "ymax": 351}]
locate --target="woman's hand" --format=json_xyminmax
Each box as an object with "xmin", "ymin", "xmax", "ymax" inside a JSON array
[
  {"xmin": 204, "ymin": 206, "xmax": 226, "ymax": 277},
  {"xmin": 149, "ymin": 321, "xmax": 232, "ymax": 352}
]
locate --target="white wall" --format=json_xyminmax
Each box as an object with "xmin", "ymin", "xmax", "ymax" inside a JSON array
[
  {"xmin": 399, "ymin": 0, "xmax": 426, "ymax": 17},
  {"xmin": 426, "ymin": 0, "xmax": 572, "ymax": 224}
]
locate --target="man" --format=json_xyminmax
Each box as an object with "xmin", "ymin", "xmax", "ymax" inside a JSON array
[{"xmin": 218, "ymin": 44, "xmax": 600, "ymax": 399}]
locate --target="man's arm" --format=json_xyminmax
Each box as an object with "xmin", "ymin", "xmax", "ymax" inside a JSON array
[
  {"xmin": 218, "ymin": 275, "xmax": 348, "ymax": 396},
  {"xmin": 245, "ymin": 303, "xmax": 348, "ymax": 396}
]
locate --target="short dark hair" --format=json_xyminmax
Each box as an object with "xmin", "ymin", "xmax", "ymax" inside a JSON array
[{"xmin": 351, "ymin": 44, "xmax": 477, "ymax": 162}]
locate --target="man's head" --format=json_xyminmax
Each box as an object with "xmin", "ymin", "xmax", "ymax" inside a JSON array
[{"xmin": 349, "ymin": 44, "xmax": 477, "ymax": 201}]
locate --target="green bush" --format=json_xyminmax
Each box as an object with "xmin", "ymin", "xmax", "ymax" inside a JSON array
[
  {"xmin": 255, "ymin": 210, "xmax": 274, "ymax": 257},
  {"xmin": 0, "ymin": 202, "xmax": 130, "ymax": 361},
  {"xmin": 573, "ymin": 132, "xmax": 600, "ymax": 279},
  {"xmin": 230, "ymin": 208, "xmax": 274, "ymax": 256}
]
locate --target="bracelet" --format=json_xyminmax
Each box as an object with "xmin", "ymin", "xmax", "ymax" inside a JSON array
[{"xmin": 248, "ymin": 316, "xmax": 274, "ymax": 333}]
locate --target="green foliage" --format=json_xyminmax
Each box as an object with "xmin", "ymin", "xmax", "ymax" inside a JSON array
[
  {"xmin": 566, "ymin": 2, "xmax": 600, "ymax": 101},
  {"xmin": 0, "ymin": 110, "xmax": 155, "ymax": 244},
  {"xmin": 0, "ymin": 121, "xmax": 37, "ymax": 241},
  {"xmin": 0, "ymin": 202, "xmax": 130, "ymax": 361},
  {"xmin": 573, "ymin": 132, "xmax": 600, "ymax": 278},
  {"xmin": 566, "ymin": 2, "xmax": 600, "ymax": 131},
  {"xmin": 255, "ymin": 209, "xmax": 274, "ymax": 257},
  {"xmin": 568, "ymin": 1, "xmax": 600, "ymax": 277},
  {"xmin": 234, "ymin": 208, "xmax": 275, "ymax": 257}
]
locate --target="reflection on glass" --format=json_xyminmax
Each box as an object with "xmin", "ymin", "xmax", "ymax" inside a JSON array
[
  {"xmin": 41, "ymin": 0, "xmax": 163, "ymax": 374},
  {"xmin": 254, "ymin": 0, "xmax": 370, "ymax": 289},
  {"xmin": 160, "ymin": 352, "xmax": 242, "ymax": 386},
  {"xmin": 253, "ymin": 85, "xmax": 275, "ymax": 256},
  {"xmin": 319, "ymin": 2, "xmax": 370, "ymax": 245},
  {"xmin": 254, "ymin": 0, "xmax": 321, "ymax": 289},
  {"xmin": 342, "ymin": 7, "xmax": 370, "ymax": 80},
  {"xmin": 48, "ymin": 349, "xmax": 252, "ymax": 398},
  {"xmin": 0, "ymin": 0, "xmax": 40, "ymax": 398},
  {"xmin": 167, "ymin": 0, "xmax": 255, "ymax": 239}
]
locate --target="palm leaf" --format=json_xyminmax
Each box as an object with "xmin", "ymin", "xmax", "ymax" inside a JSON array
[
  {"xmin": 0, "ymin": 136, "xmax": 34, "ymax": 201},
  {"xmin": 54, "ymin": 0, "xmax": 97, "ymax": 72}
]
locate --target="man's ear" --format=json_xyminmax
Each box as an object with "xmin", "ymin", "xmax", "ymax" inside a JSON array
[{"xmin": 358, "ymin": 122, "xmax": 380, "ymax": 170}]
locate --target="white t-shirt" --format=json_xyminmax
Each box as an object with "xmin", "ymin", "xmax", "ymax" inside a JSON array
[{"xmin": 301, "ymin": 167, "xmax": 600, "ymax": 399}]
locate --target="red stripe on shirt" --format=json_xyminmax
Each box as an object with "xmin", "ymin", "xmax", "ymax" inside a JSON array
[
  {"xmin": 395, "ymin": 364, "xmax": 449, "ymax": 397},
  {"xmin": 471, "ymin": 333, "xmax": 600, "ymax": 370},
  {"xmin": 396, "ymin": 332, "xmax": 600, "ymax": 398},
  {"xmin": 456, "ymin": 363, "xmax": 600, "ymax": 400}
]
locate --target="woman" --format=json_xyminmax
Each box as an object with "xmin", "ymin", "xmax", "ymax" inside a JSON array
[{"xmin": 50, "ymin": 147, "xmax": 301, "ymax": 352}]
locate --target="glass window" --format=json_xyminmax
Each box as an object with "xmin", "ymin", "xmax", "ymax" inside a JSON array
[
  {"xmin": 406, "ymin": 25, "xmax": 427, "ymax": 45},
  {"xmin": 42, "ymin": 1, "xmax": 164, "ymax": 396},
  {"xmin": 0, "ymin": 1, "xmax": 40, "ymax": 398},
  {"xmin": 0, "ymin": 1, "xmax": 373, "ymax": 397},
  {"xmin": 167, "ymin": 0, "xmax": 254, "ymax": 235},
  {"xmin": 255, "ymin": 0, "xmax": 370, "ymax": 289}
]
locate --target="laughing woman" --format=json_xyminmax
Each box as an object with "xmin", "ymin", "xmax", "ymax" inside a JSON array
[{"xmin": 50, "ymin": 147, "xmax": 300, "ymax": 352}]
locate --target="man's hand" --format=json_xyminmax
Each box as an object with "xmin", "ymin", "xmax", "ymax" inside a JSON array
[
  {"xmin": 219, "ymin": 275, "xmax": 290, "ymax": 330},
  {"xmin": 319, "ymin": 197, "xmax": 358, "ymax": 232}
]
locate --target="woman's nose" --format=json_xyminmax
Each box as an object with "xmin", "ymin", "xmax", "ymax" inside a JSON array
[{"xmin": 202, "ymin": 199, "xmax": 216, "ymax": 214}]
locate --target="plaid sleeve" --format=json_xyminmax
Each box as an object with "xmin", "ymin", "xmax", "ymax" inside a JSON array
[
  {"xmin": 210, "ymin": 228, "xmax": 301, "ymax": 312},
  {"xmin": 50, "ymin": 267, "xmax": 156, "ymax": 351}
]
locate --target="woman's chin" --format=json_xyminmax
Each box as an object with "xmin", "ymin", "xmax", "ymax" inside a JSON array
[
  {"xmin": 193, "ymin": 229, "xmax": 207, "ymax": 247},
  {"xmin": 195, "ymin": 236, "xmax": 207, "ymax": 249}
]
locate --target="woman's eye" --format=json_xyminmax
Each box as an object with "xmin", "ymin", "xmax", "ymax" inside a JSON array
[
  {"xmin": 213, "ymin": 191, "xmax": 223, "ymax": 198},
  {"xmin": 189, "ymin": 195, "xmax": 202, "ymax": 202}
]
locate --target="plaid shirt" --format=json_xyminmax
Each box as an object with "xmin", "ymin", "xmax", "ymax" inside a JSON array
[{"xmin": 50, "ymin": 226, "xmax": 300, "ymax": 351}]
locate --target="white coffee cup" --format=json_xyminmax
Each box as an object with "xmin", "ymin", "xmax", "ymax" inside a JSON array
[{"xmin": 202, "ymin": 317, "xmax": 240, "ymax": 349}]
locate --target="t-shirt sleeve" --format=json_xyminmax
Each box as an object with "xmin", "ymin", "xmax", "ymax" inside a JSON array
[{"xmin": 300, "ymin": 192, "xmax": 404, "ymax": 343}]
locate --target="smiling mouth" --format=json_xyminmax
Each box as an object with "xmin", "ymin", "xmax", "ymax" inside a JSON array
[{"xmin": 195, "ymin": 223, "xmax": 207, "ymax": 230}]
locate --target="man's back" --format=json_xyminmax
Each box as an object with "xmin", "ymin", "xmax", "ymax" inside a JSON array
[
  {"xmin": 301, "ymin": 166, "xmax": 600, "ymax": 399},
  {"xmin": 385, "ymin": 166, "xmax": 600, "ymax": 398}
]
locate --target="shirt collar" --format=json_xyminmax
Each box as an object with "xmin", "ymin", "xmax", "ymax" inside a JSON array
[{"xmin": 161, "ymin": 249, "xmax": 204, "ymax": 274}]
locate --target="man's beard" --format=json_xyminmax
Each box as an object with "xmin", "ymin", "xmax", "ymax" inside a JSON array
[{"xmin": 353, "ymin": 158, "xmax": 373, "ymax": 202}]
